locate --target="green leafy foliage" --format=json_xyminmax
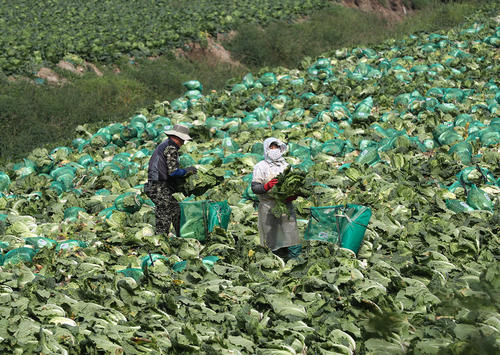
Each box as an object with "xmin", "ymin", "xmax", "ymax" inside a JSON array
[
  {"xmin": 0, "ymin": 0, "xmax": 331, "ymax": 74},
  {"xmin": 268, "ymin": 166, "xmax": 313, "ymax": 217},
  {"xmin": 182, "ymin": 158, "xmax": 226, "ymax": 197},
  {"xmin": 0, "ymin": 5, "xmax": 500, "ymax": 353}
]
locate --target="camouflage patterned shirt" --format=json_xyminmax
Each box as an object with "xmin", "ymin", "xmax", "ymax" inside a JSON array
[{"xmin": 147, "ymin": 138, "xmax": 180, "ymax": 182}]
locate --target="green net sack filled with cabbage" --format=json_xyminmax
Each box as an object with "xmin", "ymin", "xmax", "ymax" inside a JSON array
[{"xmin": 305, "ymin": 204, "xmax": 372, "ymax": 254}]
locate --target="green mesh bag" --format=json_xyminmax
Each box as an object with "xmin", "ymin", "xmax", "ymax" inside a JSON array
[
  {"xmin": 221, "ymin": 136, "xmax": 239, "ymax": 153},
  {"xmin": 242, "ymin": 183, "xmax": 259, "ymax": 203},
  {"xmin": 353, "ymin": 96, "xmax": 373, "ymax": 121},
  {"xmin": 56, "ymin": 173, "xmax": 75, "ymax": 191},
  {"xmin": 2, "ymin": 247, "xmax": 36, "ymax": 265},
  {"xmin": 172, "ymin": 260, "xmax": 187, "ymax": 272},
  {"xmin": 259, "ymin": 72, "xmax": 277, "ymax": 86},
  {"xmin": 120, "ymin": 125, "xmax": 139, "ymax": 141},
  {"xmin": 273, "ymin": 121, "xmax": 293, "ymax": 130},
  {"xmin": 98, "ymin": 206, "xmax": 116, "ymax": 219},
  {"xmin": 242, "ymin": 73, "xmax": 255, "ymax": 88},
  {"xmin": 208, "ymin": 201, "xmax": 231, "ymax": 232},
  {"xmin": 77, "ymin": 154, "xmax": 95, "ymax": 167},
  {"xmin": 49, "ymin": 181, "xmax": 64, "ymax": 195},
  {"xmin": 152, "ymin": 116, "xmax": 171, "ymax": 130},
  {"xmin": 114, "ymin": 192, "xmax": 144, "ymax": 213},
  {"xmin": 232, "ymin": 83, "xmax": 247, "ymax": 94},
  {"xmin": 329, "ymin": 104, "xmax": 351, "ymax": 120},
  {"xmin": 180, "ymin": 200, "xmax": 231, "ymax": 241},
  {"xmin": 454, "ymin": 114, "xmax": 474, "ymax": 127},
  {"xmin": 179, "ymin": 154, "xmax": 196, "ymax": 168},
  {"xmin": 457, "ymin": 166, "xmax": 497, "ymax": 186},
  {"xmin": 72, "ymin": 138, "xmax": 86, "ymax": 149},
  {"xmin": 467, "ymin": 185, "xmax": 494, "ymax": 212},
  {"xmin": 285, "ymin": 108, "xmax": 305, "ymax": 122},
  {"xmin": 245, "ymin": 121, "xmax": 269, "ymax": 130},
  {"xmin": 251, "ymin": 142, "xmax": 264, "ymax": 155},
  {"xmin": 356, "ymin": 147, "xmax": 380, "ymax": 166},
  {"xmin": 445, "ymin": 199, "xmax": 474, "ymax": 213},
  {"xmin": 185, "ymin": 89, "xmax": 203, "ymax": 100},
  {"xmin": 449, "ymin": 141, "xmax": 472, "ymax": 164},
  {"xmin": 130, "ymin": 114, "xmax": 147, "ymax": 127},
  {"xmin": 183, "ymin": 80, "xmax": 203, "ymax": 91},
  {"xmin": 180, "ymin": 201, "xmax": 209, "ymax": 240},
  {"xmin": 141, "ymin": 254, "xmax": 168, "ymax": 270},
  {"xmin": 56, "ymin": 240, "xmax": 87, "ymax": 251},
  {"xmin": 437, "ymin": 103, "xmax": 458, "ymax": 114},
  {"xmin": 198, "ymin": 156, "xmax": 217, "ymax": 165},
  {"xmin": 289, "ymin": 144, "xmax": 311, "ymax": 161},
  {"xmin": 14, "ymin": 159, "xmax": 36, "ymax": 178},
  {"xmin": 223, "ymin": 153, "xmax": 244, "ymax": 164},
  {"xmin": 108, "ymin": 123, "xmax": 124, "ymax": 135},
  {"xmin": 484, "ymin": 36, "xmax": 500, "ymax": 47},
  {"xmin": 64, "ymin": 207, "xmax": 85, "ymax": 222},
  {"xmin": 202, "ymin": 255, "xmax": 219, "ymax": 271},
  {"xmin": 480, "ymin": 129, "xmax": 500, "ymax": 147},
  {"xmin": 305, "ymin": 204, "xmax": 372, "ymax": 254},
  {"xmin": 90, "ymin": 132, "xmax": 112, "ymax": 148},
  {"xmin": 117, "ymin": 268, "xmax": 144, "ymax": 282},
  {"xmin": 443, "ymin": 88, "xmax": 466, "ymax": 103},
  {"xmin": 436, "ymin": 129, "xmax": 463, "ymax": 146},
  {"xmin": 0, "ymin": 172, "xmax": 10, "ymax": 192},
  {"xmin": 171, "ymin": 99, "xmax": 188, "ymax": 112},
  {"xmin": 50, "ymin": 166, "xmax": 75, "ymax": 180},
  {"xmin": 321, "ymin": 140, "xmax": 346, "ymax": 156},
  {"xmin": 24, "ymin": 237, "xmax": 57, "ymax": 250}
]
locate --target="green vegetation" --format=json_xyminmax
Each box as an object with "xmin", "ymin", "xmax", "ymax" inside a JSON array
[
  {"xmin": 0, "ymin": 0, "xmax": 479, "ymax": 75},
  {"xmin": 0, "ymin": 4, "xmax": 499, "ymax": 352},
  {"xmin": 0, "ymin": 0, "xmax": 330, "ymax": 75},
  {"xmin": 1, "ymin": 0, "xmax": 492, "ymax": 163},
  {"xmin": 226, "ymin": 0, "xmax": 487, "ymax": 68},
  {"xmin": 0, "ymin": 57, "xmax": 245, "ymax": 162}
]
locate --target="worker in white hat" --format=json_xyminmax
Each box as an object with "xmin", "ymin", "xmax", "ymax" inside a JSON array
[
  {"xmin": 251, "ymin": 137, "xmax": 301, "ymax": 261},
  {"xmin": 144, "ymin": 124, "xmax": 197, "ymax": 236}
]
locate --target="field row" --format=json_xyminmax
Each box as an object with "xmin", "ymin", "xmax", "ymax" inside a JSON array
[{"xmin": 0, "ymin": 0, "xmax": 330, "ymax": 74}]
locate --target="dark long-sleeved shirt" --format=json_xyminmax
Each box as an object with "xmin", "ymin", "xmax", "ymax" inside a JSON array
[{"xmin": 148, "ymin": 139, "xmax": 187, "ymax": 186}]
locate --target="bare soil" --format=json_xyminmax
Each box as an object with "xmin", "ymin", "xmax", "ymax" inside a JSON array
[
  {"xmin": 342, "ymin": 0, "xmax": 413, "ymax": 23},
  {"xmin": 175, "ymin": 36, "xmax": 244, "ymax": 68}
]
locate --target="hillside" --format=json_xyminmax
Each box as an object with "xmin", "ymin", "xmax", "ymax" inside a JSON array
[
  {"xmin": 0, "ymin": 3, "xmax": 499, "ymax": 355},
  {"xmin": 1, "ymin": 0, "xmax": 493, "ymax": 161}
]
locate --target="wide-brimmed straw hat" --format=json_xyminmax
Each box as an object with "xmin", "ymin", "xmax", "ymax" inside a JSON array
[{"xmin": 165, "ymin": 124, "xmax": 192, "ymax": 141}]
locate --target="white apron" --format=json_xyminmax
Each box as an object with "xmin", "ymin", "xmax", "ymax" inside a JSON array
[{"xmin": 252, "ymin": 138, "xmax": 300, "ymax": 251}]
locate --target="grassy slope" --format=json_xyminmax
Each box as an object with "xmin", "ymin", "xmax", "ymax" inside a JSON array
[{"xmin": 0, "ymin": 0, "xmax": 490, "ymax": 164}]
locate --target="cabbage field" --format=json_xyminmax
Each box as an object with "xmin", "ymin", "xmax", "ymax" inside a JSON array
[
  {"xmin": 1, "ymin": 5, "xmax": 500, "ymax": 354},
  {"xmin": 0, "ymin": 0, "xmax": 330, "ymax": 74}
]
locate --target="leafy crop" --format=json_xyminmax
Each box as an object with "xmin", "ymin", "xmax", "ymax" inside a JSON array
[
  {"xmin": 182, "ymin": 158, "xmax": 226, "ymax": 197},
  {"xmin": 268, "ymin": 166, "xmax": 313, "ymax": 217},
  {"xmin": 0, "ymin": 6, "xmax": 500, "ymax": 354},
  {"xmin": 0, "ymin": 0, "xmax": 330, "ymax": 74}
]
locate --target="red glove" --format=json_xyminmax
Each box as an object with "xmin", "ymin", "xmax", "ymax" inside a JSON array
[
  {"xmin": 264, "ymin": 178, "xmax": 278, "ymax": 191},
  {"xmin": 285, "ymin": 195, "xmax": 298, "ymax": 202}
]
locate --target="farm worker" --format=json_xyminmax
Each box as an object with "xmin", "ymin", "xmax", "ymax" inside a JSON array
[
  {"xmin": 144, "ymin": 124, "xmax": 197, "ymax": 236},
  {"xmin": 251, "ymin": 137, "xmax": 302, "ymax": 261}
]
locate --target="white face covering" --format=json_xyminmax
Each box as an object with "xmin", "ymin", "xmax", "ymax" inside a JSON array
[{"xmin": 267, "ymin": 148, "xmax": 283, "ymax": 161}]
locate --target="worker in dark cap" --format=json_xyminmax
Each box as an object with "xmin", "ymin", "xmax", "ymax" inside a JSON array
[{"xmin": 144, "ymin": 124, "xmax": 197, "ymax": 236}]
